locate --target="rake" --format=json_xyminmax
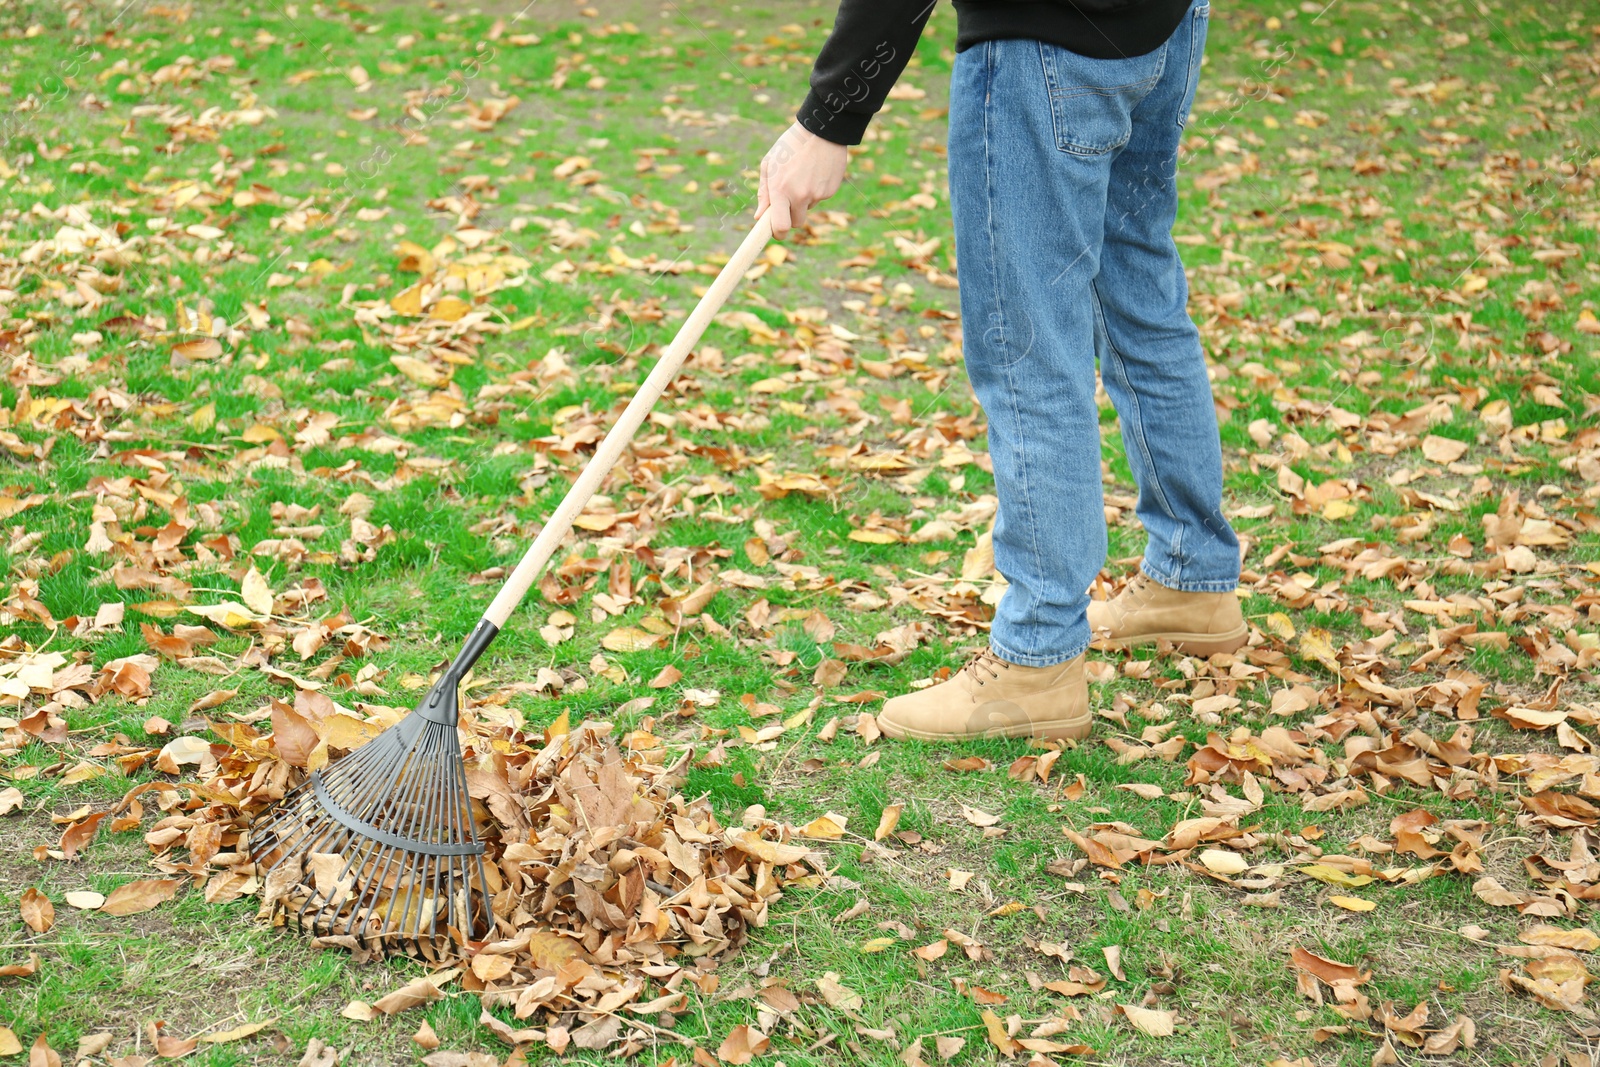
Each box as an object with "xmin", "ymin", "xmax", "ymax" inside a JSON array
[{"xmin": 249, "ymin": 212, "xmax": 774, "ymax": 952}]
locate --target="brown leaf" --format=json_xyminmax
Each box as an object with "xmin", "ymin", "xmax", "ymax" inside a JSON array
[
  {"xmin": 298, "ymin": 1038, "xmax": 341, "ymax": 1067},
  {"xmin": 1290, "ymin": 947, "xmax": 1371, "ymax": 987},
  {"xmin": 1421, "ymin": 1015, "xmax": 1475, "ymax": 1056},
  {"xmin": 470, "ymin": 954, "xmax": 514, "ymax": 982},
  {"xmin": 372, "ymin": 977, "xmax": 443, "ymax": 1014},
  {"xmin": 412, "ymin": 1020, "xmax": 440, "ymax": 1050},
  {"xmin": 270, "ymin": 699, "xmax": 320, "ymax": 768},
  {"xmin": 189, "ymin": 688, "xmax": 238, "ymax": 713},
  {"xmin": 817, "ymin": 972, "xmax": 864, "ymax": 1010},
  {"xmin": 59, "ymin": 810, "xmax": 107, "ymax": 860},
  {"xmin": 146, "ymin": 1020, "xmax": 198, "ymax": 1058},
  {"xmin": 0, "ymin": 953, "xmax": 40, "ymax": 977},
  {"xmin": 716, "ymin": 1025, "xmax": 769, "ymax": 1065},
  {"xmin": 19, "ymin": 888, "xmax": 53, "ymax": 933},
  {"xmin": 100, "ymin": 878, "xmax": 180, "ymax": 916},
  {"xmin": 29, "ymin": 1033, "xmax": 61, "ymax": 1067},
  {"xmin": 0, "ymin": 1028, "xmax": 19, "ymax": 1057}
]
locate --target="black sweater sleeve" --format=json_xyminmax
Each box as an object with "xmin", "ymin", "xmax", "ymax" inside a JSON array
[{"xmin": 796, "ymin": 0, "xmax": 936, "ymax": 146}]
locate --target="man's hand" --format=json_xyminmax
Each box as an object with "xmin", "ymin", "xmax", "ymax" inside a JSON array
[{"xmin": 758, "ymin": 122, "xmax": 848, "ymax": 239}]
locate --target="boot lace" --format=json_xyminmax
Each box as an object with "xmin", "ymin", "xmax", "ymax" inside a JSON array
[{"xmin": 961, "ymin": 647, "xmax": 1012, "ymax": 688}]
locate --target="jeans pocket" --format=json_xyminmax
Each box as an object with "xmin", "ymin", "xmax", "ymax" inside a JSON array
[
  {"xmin": 1177, "ymin": 3, "xmax": 1210, "ymax": 130},
  {"xmin": 1037, "ymin": 40, "xmax": 1164, "ymax": 156}
]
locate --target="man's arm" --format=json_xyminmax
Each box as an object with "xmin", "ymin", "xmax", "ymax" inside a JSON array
[
  {"xmin": 797, "ymin": 0, "xmax": 936, "ymax": 147},
  {"xmin": 759, "ymin": 0, "xmax": 935, "ymax": 238}
]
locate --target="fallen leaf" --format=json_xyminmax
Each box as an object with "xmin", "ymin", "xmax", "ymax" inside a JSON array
[
  {"xmin": 29, "ymin": 1033, "xmax": 62, "ymax": 1067},
  {"xmin": 716, "ymin": 1025, "xmax": 769, "ymax": 1065},
  {"xmin": 980, "ymin": 1009, "xmax": 1018, "ymax": 1056},
  {"xmin": 155, "ymin": 735, "xmax": 213, "ymax": 775},
  {"xmin": 100, "ymin": 879, "xmax": 180, "ymax": 916},
  {"xmin": 1301, "ymin": 863, "xmax": 1374, "ymax": 888},
  {"xmin": 1329, "ymin": 896, "xmax": 1377, "ymax": 913},
  {"xmin": 412, "ymin": 1020, "xmax": 440, "ymax": 1050},
  {"xmin": 201, "ymin": 1020, "xmax": 276, "ymax": 1044},
  {"xmin": 1519, "ymin": 924, "xmax": 1600, "ymax": 952},
  {"xmin": 1118, "ymin": 1004, "xmax": 1176, "ymax": 1037},
  {"xmin": 19, "ymin": 888, "xmax": 53, "ymax": 933},
  {"xmin": 875, "ymin": 804, "xmax": 902, "ymax": 841},
  {"xmin": 372, "ymin": 977, "xmax": 443, "ymax": 1014},
  {"xmin": 817, "ymin": 972, "xmax": 864, "ymax": 1011},
  {"xmin": 1198, "ymin": 849, "xmax": 1248, "ymax": 875},
  {"xmin": 1290, "ymin": 946, "xmax": 1372, "ymax": 987}
]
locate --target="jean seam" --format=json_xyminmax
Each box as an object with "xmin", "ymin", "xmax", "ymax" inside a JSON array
[
  {"xmin": 1092, "ymin": 279, "xmax": 1180, "ymax": 534},
  {"xmin": 990, "ymin": 636, "xmax": 1086, "ymax": 669},
  {"xmin": 984, "ymin": 50, "xmax": 1048, "ymax": 663}
]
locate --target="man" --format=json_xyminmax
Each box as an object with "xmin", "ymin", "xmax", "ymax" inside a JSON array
[{"xmin": 758, "ymin": 0, "xmax": 1246, "ymax": 743}]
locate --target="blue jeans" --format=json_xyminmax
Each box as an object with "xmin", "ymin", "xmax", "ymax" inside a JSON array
[{"xmin": 947, "ymin": 0, "xmax": 1239, "ymax": 668}]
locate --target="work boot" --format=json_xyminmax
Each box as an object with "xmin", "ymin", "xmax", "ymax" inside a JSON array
[
  {"xmin": 1087, "ymin": 571, "xmax": 1247, "ymax": 655},
  {"xmin": 878, "ymin": 649, "xmax": 1091, "ymax": 742}
]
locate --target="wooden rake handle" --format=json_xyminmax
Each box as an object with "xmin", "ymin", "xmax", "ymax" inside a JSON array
[{"xmin": 481, "ymin": 211, "xmax": 774, "ymax": 631}]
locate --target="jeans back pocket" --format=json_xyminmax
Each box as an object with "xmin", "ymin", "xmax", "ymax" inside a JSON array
[{"xmin": 1037, "ymin": 41, "xmax": 1165, "ymax": 156}]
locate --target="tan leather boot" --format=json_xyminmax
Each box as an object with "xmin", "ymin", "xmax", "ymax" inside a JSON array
[
  {"xmin": 878, "ymin": 649, "xmax": 1091, "ymax": 742},
  {"xmin": 1087, "ymin": 571, "xmax": 1247, "ymax": 655}
]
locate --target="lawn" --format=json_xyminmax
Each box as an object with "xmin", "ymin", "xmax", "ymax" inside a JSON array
[{"xmin": 2, "ymin": 0, "xmax": 1599, "ymax": 1064}]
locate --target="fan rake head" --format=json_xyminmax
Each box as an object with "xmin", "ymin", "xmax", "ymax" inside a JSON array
[{"xmin": 249, "ymin": 670, "xmax": 493, "ymax": 957}]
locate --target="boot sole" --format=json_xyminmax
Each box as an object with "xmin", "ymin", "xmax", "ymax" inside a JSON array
[
  {"xmin": 878, "ymin": 716, "xmax": 1093, "ymax": 743},
  {"xmin": 1091, "ymin": 625, "xmax": 1248, "ymax": 657}
]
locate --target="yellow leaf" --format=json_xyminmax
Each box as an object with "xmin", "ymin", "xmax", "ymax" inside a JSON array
[
  {"xmin": 187, "ymin": 403, "xmax": 216, "ymax": 432},
  {"xmin": 1302, "ymin": 864, "xmax": 1374, "ymax": 889},
  {"xmin": 799, "ymin": 813, "xmax": 847, "ymax": 839},
  {"xmin": 859, "ymin": 937, "xmax": 896, "ymax": 953},
  {"xmin": 240, "ymin": 424, "xmax": 281, "ymax": 443},
  {"xmin": 390, "ymin": 355, "xmax": 451, "ymax": 387},
  {"xmin": 601, "ymin": 626, "xmax": 665, "ymax": 653},
  {"xmin": 200, "ymin": 1020, "xmax": 276, "ymax": 1044},
  {"xmin": 186, "ymin": 602, "xmax": 264, "ymax": 630},
  {"xmin": 428, "ymin": 296, "xmax": 473, "ymax": 322},
  {"xmin": 1321, "ymin": 498, "xmax": 1358, "ymax": 521},
  {"xmin": 390, "ymin": 283, "xmax": 425, "ymax": 316},
  {"xmin": 848, "ymin": 528, "xmax": 900, "ymax": 544},
  {"xmin": 875, "ymin": 804, "xmax": 901, "ymax": 841},
  {"xmin": 1298, "ymin": 629, "xmax": 1342, "ymax": 675},
  {"xmin": 1329, "ymin": 895, "xmax": 1377, "ymax": 912}
]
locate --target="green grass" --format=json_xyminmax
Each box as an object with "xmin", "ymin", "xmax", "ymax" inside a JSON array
[{"xmin": 1, "ymin": 0, "xmax": 1598, "ymax": 1064}]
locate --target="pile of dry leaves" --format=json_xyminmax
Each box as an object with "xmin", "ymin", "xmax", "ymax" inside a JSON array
[{"xmin": 118, "ymin": 706, "xmax": 827, "ymax": 1056}]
